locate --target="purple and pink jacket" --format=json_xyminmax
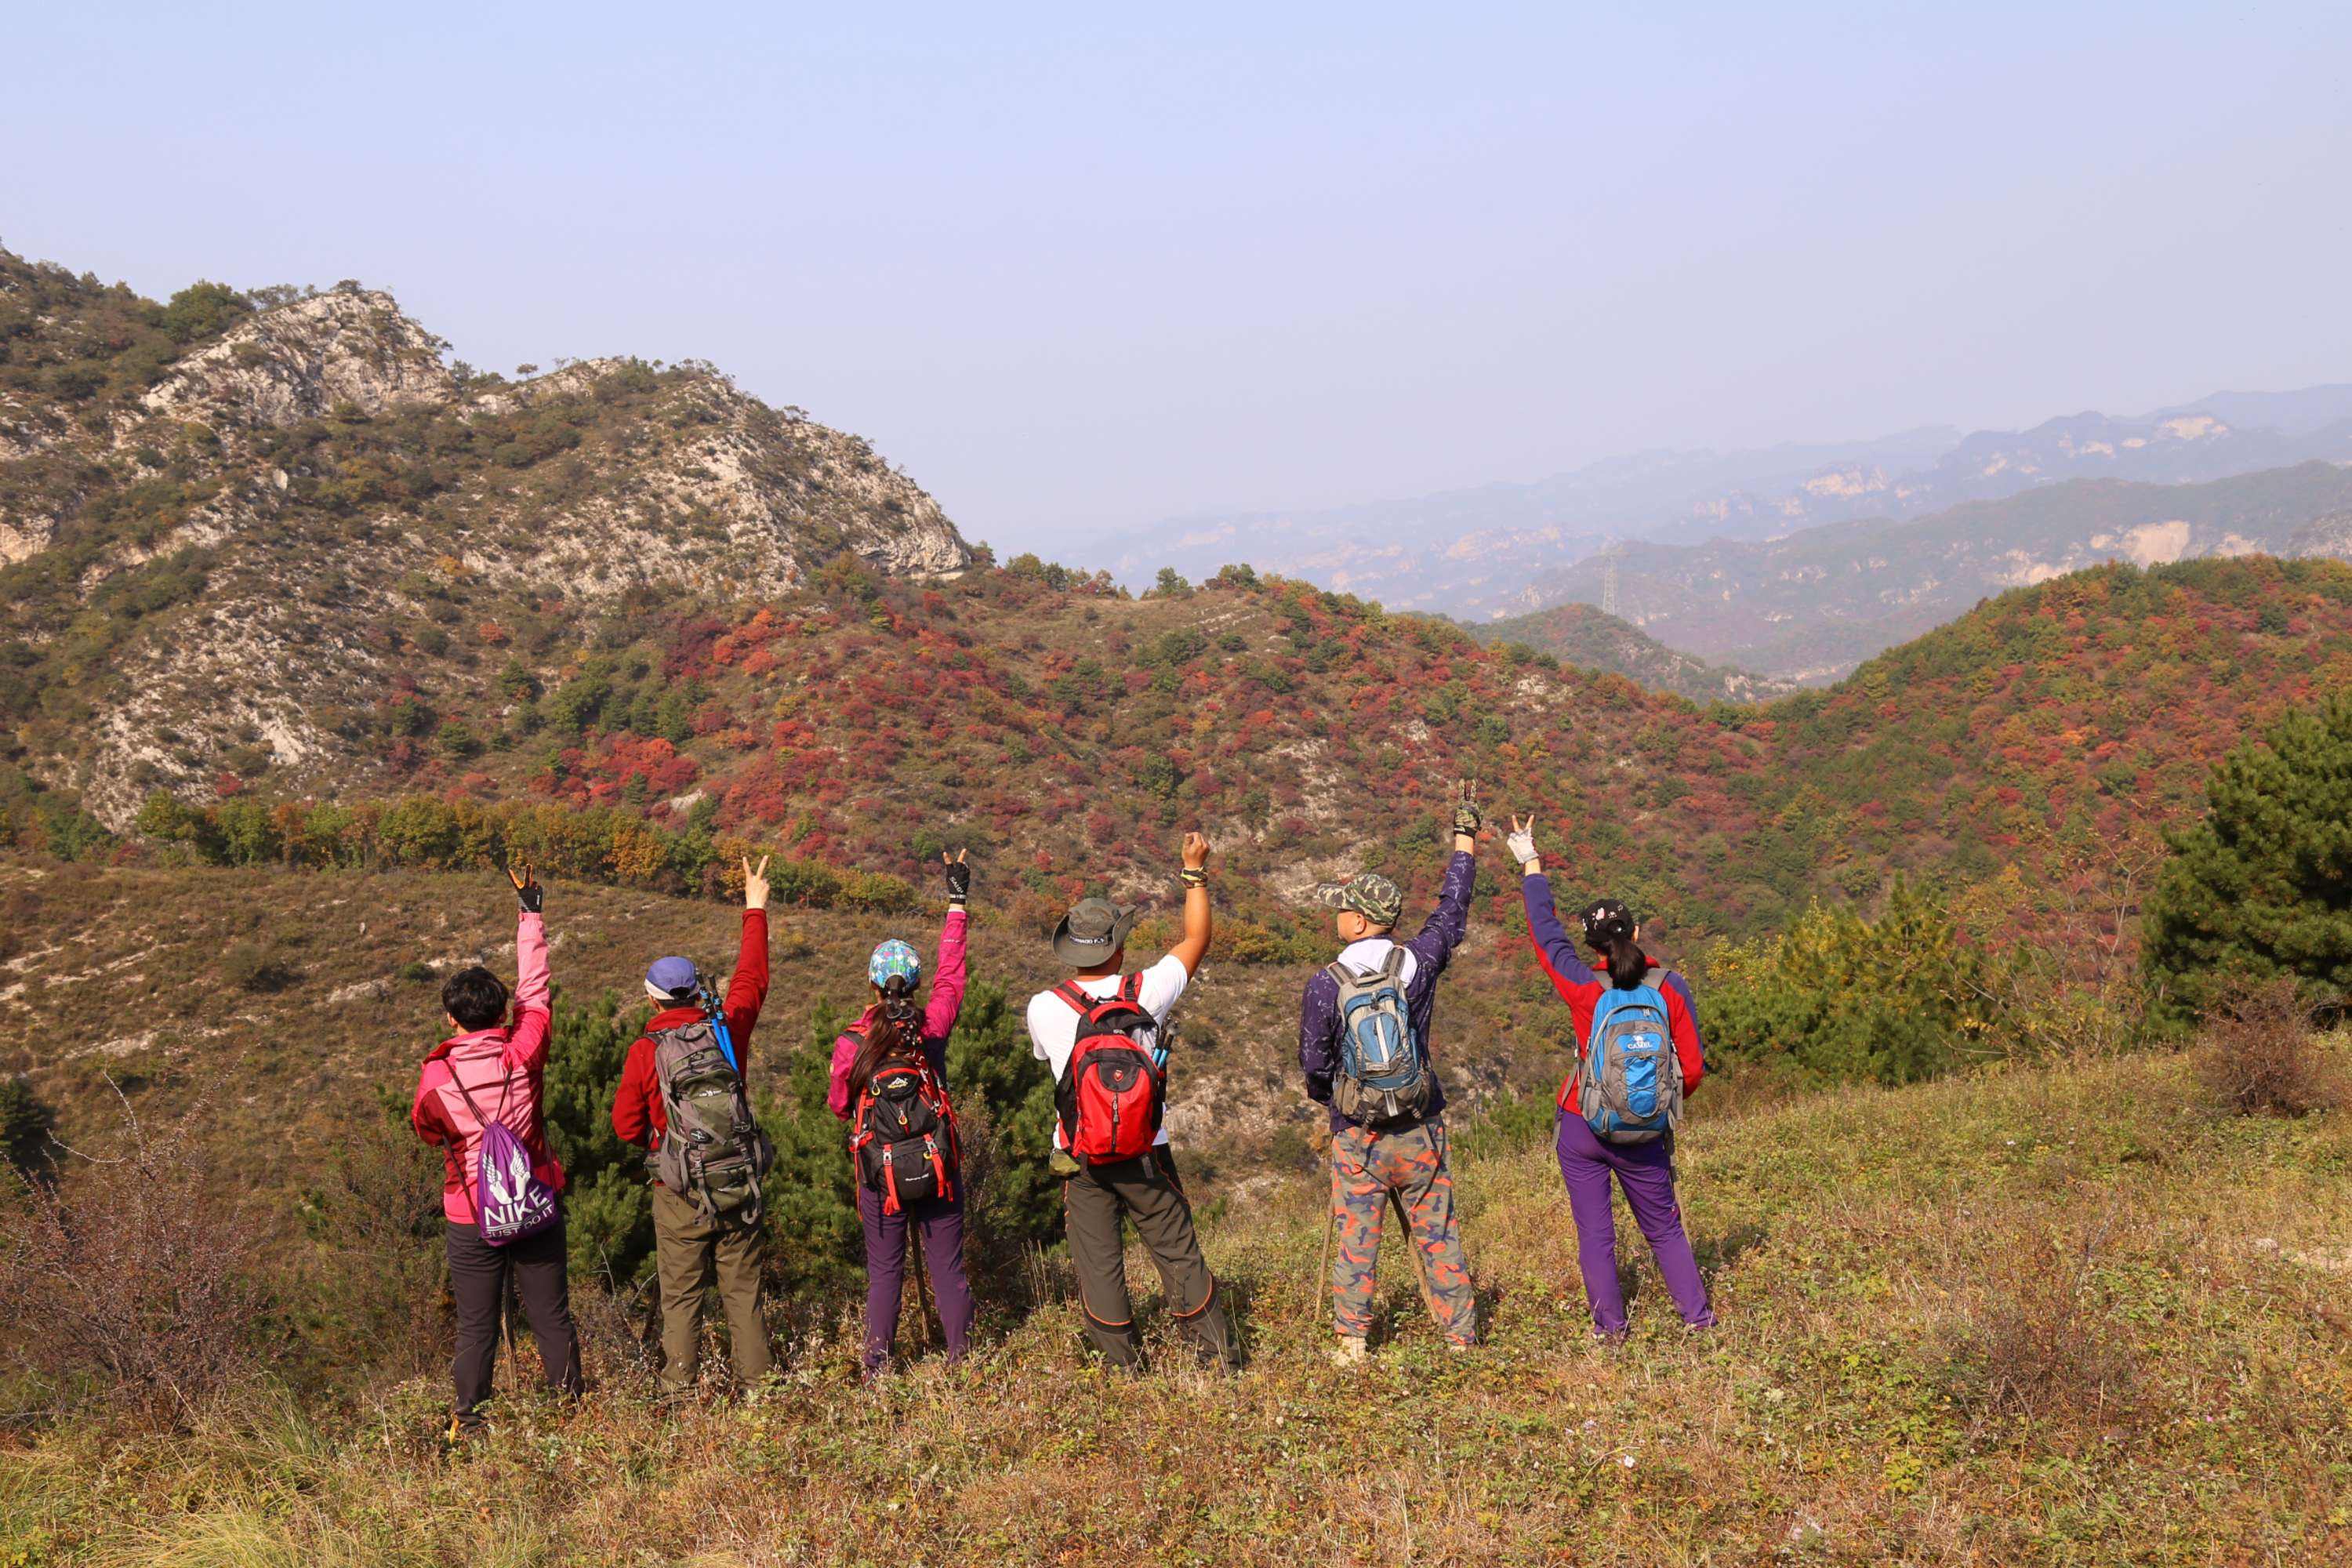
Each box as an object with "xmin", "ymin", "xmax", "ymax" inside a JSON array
[
  {"xmin": 1298, "ymin": 848, "xmax": 1475, "ymax": 1133},
  {"xmin": 1521, "ymin": 872, "xmax": 1706, "ymax": 1112},
  {"xmin": 412, "ymin": 909, "xmax": 561, "ymax": 1225},
  {"xmin": 829, "ymin": 908, "xmax": 969, "ymax": 1120}
]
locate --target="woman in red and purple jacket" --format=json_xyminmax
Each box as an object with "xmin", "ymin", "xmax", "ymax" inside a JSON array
[
  {"xmin": 827, "ymin": 851, "xmax": 975, "ymax": 1377},
  {"xmin": 1508, "ymin": 818, "xmax": 1716, "ymax": 1338},
  {"xmin": 411, "ymin": 865, "xmax": 583, "ymax": 1431}
]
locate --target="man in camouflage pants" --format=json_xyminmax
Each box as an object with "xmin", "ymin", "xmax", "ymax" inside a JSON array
[{"xmin": 1298, "ymin": 785, "xmax": 1482, "ymax": 1361}]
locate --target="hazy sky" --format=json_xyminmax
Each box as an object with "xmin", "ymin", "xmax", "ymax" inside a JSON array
[{"xmin": 7, "ymin": 4, "xmax": 2350, "ymax": 554}]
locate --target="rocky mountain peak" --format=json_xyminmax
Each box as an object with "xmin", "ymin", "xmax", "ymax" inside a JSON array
[{"xmin": 140, "ymin": 288, "xmax": 456, "ymax": 430}]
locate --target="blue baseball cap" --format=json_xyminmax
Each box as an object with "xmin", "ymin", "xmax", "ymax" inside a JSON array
[{"xmin": 645, "ymin": 956, "xmax": 699, "ymax": 1000}]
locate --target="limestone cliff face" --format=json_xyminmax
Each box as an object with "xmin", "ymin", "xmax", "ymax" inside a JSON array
[
  {"xmin": 1, "ymin": 271, "xmax": 972, "ymax": 826},
  {"xmin": 140, "ymin": 289, "xmax": 456, "ymax": 429}
]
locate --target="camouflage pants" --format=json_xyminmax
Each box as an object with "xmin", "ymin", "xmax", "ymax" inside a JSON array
[{"xmin": 1329, "ymin": 1117, "xmax": 1475, "ymax": 1345}]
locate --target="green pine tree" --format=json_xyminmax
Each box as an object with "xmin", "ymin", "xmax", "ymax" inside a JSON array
[
  {"xmin": 2142, "ymin": 692, "xmax": 2352, "ymax": 1025},
  {"xmin": 540, "ymin": 992, "xmax": 657, "ymax": 1287}
]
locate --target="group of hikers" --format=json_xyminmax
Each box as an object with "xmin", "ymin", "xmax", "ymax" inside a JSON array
[{"xmin": 409, "ymin": 785, "xmax": 1715, "ymax": 1434}]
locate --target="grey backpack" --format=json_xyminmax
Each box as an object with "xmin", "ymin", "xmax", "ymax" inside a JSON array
[
  {"xmin": 1328, "ymin": 948, "xmax": 1432, "ymax": 1128},
  {"xmin": 653, "ymin": 1016, "xmax": 775, "ymax": 1223}
]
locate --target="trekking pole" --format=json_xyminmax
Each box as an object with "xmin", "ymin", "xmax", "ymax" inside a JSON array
[
  {"xmin": 908, "ymin": 1227, "xmax": 938, "ymax": 1354},
  {"xmin": 1308, "ymin": 1200, "xmax": 1334, "ymax": 1319},
  {"xmin": 1388, "ymin": 1186, "xmax": 1441, "ymax": 1323}
]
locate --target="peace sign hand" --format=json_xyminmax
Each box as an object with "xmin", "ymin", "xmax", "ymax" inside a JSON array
[
  {"xmin": 1505, "ymin": 815, "xmax": 1541, "ymax": 871},
  {"xmin": 742, "ymin": 855, "xmax": 772, "ymax": 912},
  {"xmin": 1450, "ymin": 779, "xmax": 1483, "ymax": 837},
  {"xmin": 943, "ymin": 847, "xmax": 972, "ymax": 906},
  {"xmin": 505, "ymin": 859, "xmax": 543, "ymax": 913}
]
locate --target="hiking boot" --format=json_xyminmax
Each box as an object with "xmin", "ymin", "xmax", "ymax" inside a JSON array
[
  {"xmin": 1329, "ymin": 1335, "xmax": 1369, "ymax": 1367},
  {"xmin": 1445, "ymin": 1338, "xmax": 1473, "ymax": 1354}
]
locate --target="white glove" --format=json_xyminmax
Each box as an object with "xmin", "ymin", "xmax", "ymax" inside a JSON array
[{"xmin": 1505, "ymin": 817, "xmax": 1539, "ymax": 868}]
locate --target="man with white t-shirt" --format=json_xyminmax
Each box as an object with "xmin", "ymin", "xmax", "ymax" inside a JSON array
[{"xmin": 1025, "ymin": 830, "xmax": 1237, "ymax": 1371}]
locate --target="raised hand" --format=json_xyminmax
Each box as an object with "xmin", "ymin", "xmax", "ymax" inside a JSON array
[
  {"xmin": 505, "ymin": 859, "xmax": 543, "ymax": 913},
  {"xmin": 943, "ymin": 847, "xmax": 971, "ymax": 906},
  {"xmin": 1181, "ymin": 831, "xmax": 1211, "ymax": 872},
  {"xmin": 742, "ymin": 855, "xmax": 771, "ymax": 913},
  {"xmin": 1451, "ymin": 779, "xmax": 1483, "ymax": 838},
  {"xmin": 1506, "ymin": 815, "xmax": 1540, "ymax": 871}
]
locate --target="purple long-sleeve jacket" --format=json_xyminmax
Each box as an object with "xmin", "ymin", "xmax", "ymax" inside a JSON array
[{"xmin": 1298, "ymin": 849, "xmax": 1475, "ymax": 1132}]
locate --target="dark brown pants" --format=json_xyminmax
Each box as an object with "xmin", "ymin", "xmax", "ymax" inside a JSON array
[
  {"xmin": 1061, "ymin": 1148, "xmax": 1238, "ymax": 1370},
  {"xmin": 445, "ymin": 1211, "xmax": 583, "ymax": 1424}
]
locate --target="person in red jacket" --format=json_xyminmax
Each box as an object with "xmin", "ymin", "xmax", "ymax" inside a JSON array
[
  {"xmin": 412, "ymin": 864, "xmax": 582, "ymax": 1435},
  {"xmin": 1508, "ymin": 816, "xmax": 1716, "ymax": 1338},
  {"xmin": 610, "ymin": 857, "xmax": 774, "ymax": 1389}
]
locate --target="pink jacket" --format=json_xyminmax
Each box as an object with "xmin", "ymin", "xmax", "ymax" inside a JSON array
[
  {"xmin": 412, "ymin": 909, "xmax": 561, "ymax": 1224},
  {"xmin": 828, "ymin": 908, "xmax": 968, "ymax": 1120}
]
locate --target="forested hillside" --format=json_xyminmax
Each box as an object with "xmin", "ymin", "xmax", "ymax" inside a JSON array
[{"xmin": 1469, "ymin": 601, "xmax": 1794, "ymax": 703}]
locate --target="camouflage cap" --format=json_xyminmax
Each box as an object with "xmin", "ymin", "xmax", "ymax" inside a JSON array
[{"xmin": 1316, "ymin": 872, "xmax": 1404, "ymax": 927}]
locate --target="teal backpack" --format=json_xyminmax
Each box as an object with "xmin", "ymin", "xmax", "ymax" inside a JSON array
[{"xmin": 1577, "ymin": 968, "xmax": 1683, "ymax": 1144}]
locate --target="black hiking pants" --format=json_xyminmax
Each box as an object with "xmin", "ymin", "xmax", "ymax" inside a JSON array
[
  {"xmin": 446, "ymin": 1208, "xmax": 583, "ymax": 1424},
  {"xmin": 1061, "ymin": 1148, "xmax": 1239, "ymax": 1371}
]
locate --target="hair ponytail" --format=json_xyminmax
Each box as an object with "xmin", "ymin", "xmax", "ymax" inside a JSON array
[
  {"xmin": 1605, "ymin": 934, "xmax": 1649, "ymax": 990},
  {"xmin": 847, "ymin": 1007, "xmax": 904, "ymax": 1101}
]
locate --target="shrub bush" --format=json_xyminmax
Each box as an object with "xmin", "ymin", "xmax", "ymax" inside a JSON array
[
  {"xmin": 2194, "ymin": 977, "xmax": 2343, "ymax": 1118},
  {"xmin": 0, "ymin": 1087, "xmax": 277, "ymax": 1425}
]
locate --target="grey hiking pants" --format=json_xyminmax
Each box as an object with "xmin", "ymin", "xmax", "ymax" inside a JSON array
[{"xmin": 1061, "ymin": 1147, "xmax": 1238, "ymax": 1370}]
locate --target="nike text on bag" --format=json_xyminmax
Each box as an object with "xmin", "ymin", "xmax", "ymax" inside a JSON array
[
  {"xmin": 449, "ymin": 1073, "xmax": 558, "ymax": 1246},
  {"xmin": 1577, "ymin": 970, "xmax": 1683, "ymax": 1145},
  {"xmin": 850, "ymin": 1047, "xmax": 960, "ymax": 1216},
  {"xmin": 1053, "ymin": 975, "xmax": 1165, "ymax": 1165},
  {"xmin": 654, "ymin": 1016, "xmax": 776, "ymax": 1224},
  {"xmin": 1329, "ymin": 949, "xmax": 1432, "ymax": 1127}
]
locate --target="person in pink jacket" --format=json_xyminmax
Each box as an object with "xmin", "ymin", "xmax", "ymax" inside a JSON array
[
  {"xmin": 411, "ymin": 864, "xmax": 582, "ymax": 1434},
  {"xmin": 828, "ymin": 851, "xmax": 975, "ymax": 1377}
]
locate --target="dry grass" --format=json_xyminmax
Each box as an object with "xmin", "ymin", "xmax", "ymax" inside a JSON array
[{"xmin": 2, "ymin": 1048, "xmax": 2347, "ymax": 1565}]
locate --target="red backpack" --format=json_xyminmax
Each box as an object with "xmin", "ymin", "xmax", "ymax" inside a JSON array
[
  {"xmin": 849, "ymin": 1045, "xmax": 960, "ymax": 1216},
  {"xmin": 1052, "ymin": 975, "xmax": 1165, "ymax": 1164}
]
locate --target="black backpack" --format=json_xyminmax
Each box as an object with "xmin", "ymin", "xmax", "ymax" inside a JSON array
[{"xmin": 849, "ymin": 1046, "xmax": 960, "ymax": 1215}]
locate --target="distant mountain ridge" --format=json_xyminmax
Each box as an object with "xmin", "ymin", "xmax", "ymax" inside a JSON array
[
  {"xmin": 1541, "ymin": 462, "xmax": 2352, "ymax": 682},
  {"xmin": 1109, "ymin": 385, "xmax": 2352, "ymax": 626}
]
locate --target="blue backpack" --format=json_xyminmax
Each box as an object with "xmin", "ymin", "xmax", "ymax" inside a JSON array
[
  {"xmin": 1576, "ymin": 969, "xmax": 1683, "ymax": 1144},
  {"xmin": 1327, "ymin": 948, "xmax": 1432, "ymax": 1127}
]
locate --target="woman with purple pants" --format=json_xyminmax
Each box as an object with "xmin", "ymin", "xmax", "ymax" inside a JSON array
[
  {"xmin": 1507, "ymin": 817, "xmax": 1716, "ymax": 1338},
  {"xmin": 829, "ymin": 851, "xmax": 978, "ymax": 1377}
]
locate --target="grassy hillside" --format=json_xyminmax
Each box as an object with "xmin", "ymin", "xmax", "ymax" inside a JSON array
[
  {"xmin": 4, "ymin": 1047, "xmax": 2345, "ymax": 1565},
  {"xmin": 1468, "ymin": 600, "xmax": 1795, "ymax": 704}
]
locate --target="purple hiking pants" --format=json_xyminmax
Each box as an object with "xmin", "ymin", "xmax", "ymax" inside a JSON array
[
  {"xmin": 856, "ymin": 1183, "xmax": 976, "ymax": 1374},
  {"xmin": 1555, "ymin": 1112, "xmax": 1715, "ymax": 1335}
]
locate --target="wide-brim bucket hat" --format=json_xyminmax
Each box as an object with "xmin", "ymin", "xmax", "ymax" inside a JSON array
[{"xmin": 1052, "ymin": 896, "xmax": 1141, "ymax": 967}]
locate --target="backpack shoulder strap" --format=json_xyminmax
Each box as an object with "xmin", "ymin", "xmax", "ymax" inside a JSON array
[
  {"xmin": 1379, "ymin": 946, "xmax": 1407, "ymax": 982},
  {"xmin": 1053, "ymin": 981, "xmax": 1093, "ymax": 1015},
  {"xmin": 1119, "ymin": 971, "xmax": 1145, "ymax": 1005}
]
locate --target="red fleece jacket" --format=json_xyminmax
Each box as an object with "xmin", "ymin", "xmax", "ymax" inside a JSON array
[{"xmin": 610, "ymin": 910, "xmax": 771, "ymax": 1161}]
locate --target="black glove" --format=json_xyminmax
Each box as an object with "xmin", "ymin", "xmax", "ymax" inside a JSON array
[
  {"xmin": 507, "ymin": 862, "xmax": 544, "ymax": 913},
  {"xmin": 943, "ymin": 851, "xmax": 971, "ymax": 906}
]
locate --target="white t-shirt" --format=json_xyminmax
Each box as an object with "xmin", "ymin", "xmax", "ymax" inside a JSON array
[
  {"xmin": 1026, "ymin": 953, "xmax": 1191, "ymax": 1150},
  {"xmin": 1330, "ymin": 936, "xmax": 1420, "ymax": 989}
]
